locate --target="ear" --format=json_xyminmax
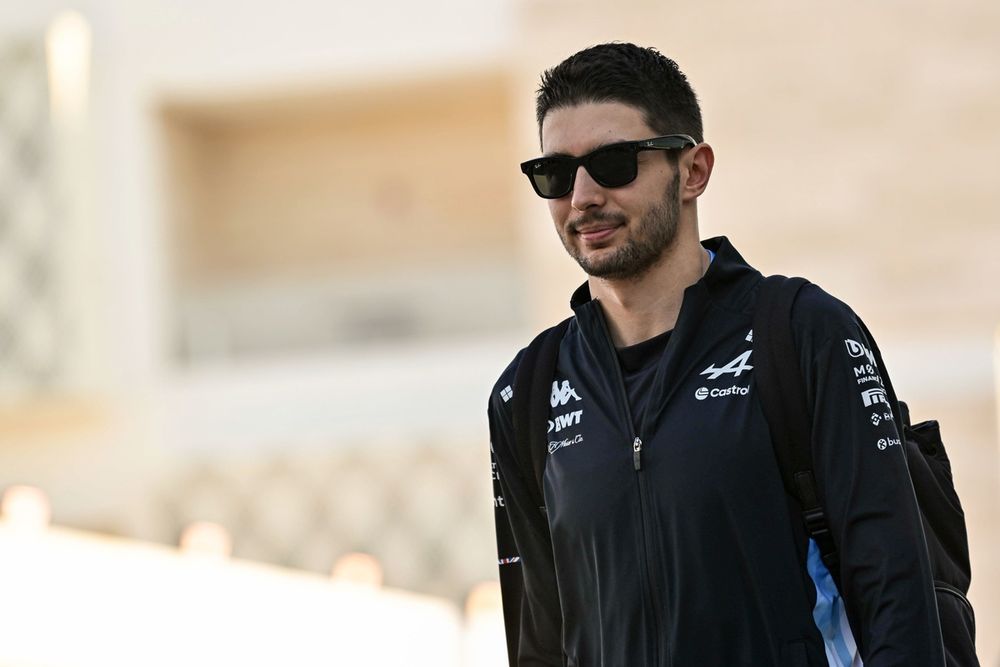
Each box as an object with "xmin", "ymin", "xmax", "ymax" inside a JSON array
[{"xmin": 681, "ymin": 143, "xmax": 715, "ymax": 203}]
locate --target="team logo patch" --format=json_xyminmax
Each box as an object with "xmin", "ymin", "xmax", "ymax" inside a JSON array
[{"xmin": 701, "ymin": 350, "xmax": 753, "ymax": 381}]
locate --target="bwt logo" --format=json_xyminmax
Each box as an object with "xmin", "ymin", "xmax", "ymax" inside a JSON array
[
  {"xmin": 550, "ymin": 380, "xmax": 582, "ymax": 407},
  {"xmin": 845, "ymin": 339, "xmax": 876, "ymax": 366},
  {"xmin": 548, "ymin": 410, "xmax": 582, "ymax": 434},
  {"xmin": 861, "ymin": 387, "xmax": 888, "ymax": 407}
]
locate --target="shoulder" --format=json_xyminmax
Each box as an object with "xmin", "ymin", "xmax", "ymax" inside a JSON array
[
  {"xmin": 789, "ymin": 281, "xmax": 862, "ymax": 339},
  {"xmin": 487, "ymin": 317, "xmax": 574, "ymax": 416},
  {"xmin": 488, "ymin": 347, "xmax": 526, "ymax": 417}
]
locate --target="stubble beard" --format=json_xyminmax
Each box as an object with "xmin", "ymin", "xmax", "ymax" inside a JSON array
[{"xmin": 562, "ymin": 171, "xmax": 681, "ymax": 281}]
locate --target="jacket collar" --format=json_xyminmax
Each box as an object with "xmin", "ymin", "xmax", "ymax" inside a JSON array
[{"xmin": 569, "ymin": 236, "xmax": 761, "ymax": 314}]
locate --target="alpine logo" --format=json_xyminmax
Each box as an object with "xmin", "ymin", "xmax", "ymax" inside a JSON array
[
  {"xmin": 700, "ymin": 350, "xmax": 753, "ymax": 381},
  {"xmin": 861, "ymin": 387, "xmax": 888, "ymax": 407},
  {"xmin": 550, "ymin": 380, "xmax": 582, "ymax": 407},
  {"xmin": 695, "ymin": 385, "xmax": 750, "ymax": 400}
]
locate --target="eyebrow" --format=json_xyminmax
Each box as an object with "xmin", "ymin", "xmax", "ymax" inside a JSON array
[{"xmin": 542, "ymin": 137, "xmax": 632, "ymax": 159}]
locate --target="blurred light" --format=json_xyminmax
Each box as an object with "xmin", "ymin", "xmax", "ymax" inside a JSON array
[
  {"xmin": 330, "ymin": 551, "xmax": 383, "ymax": 588},
  {"xmin": 179, "ymin": 520, "xmax": 232, "ymax": 558},
  {"xmin": 0, "ymin": 485, "xmax": 51, "ymax": 532},
  {"xmin": 463, "ymin": 581, "xmax": 507, "ymax": 667},
  {"xmin": 0, "ymin": 524, "xmax": 461, "ymax": 666},
  {"xmin": 45, "ymin": 10, "xmax": 92, "ymax": 123},
  {"xmin": 465, "ymin": 580, "xmax": 502, "ymax": 616}
]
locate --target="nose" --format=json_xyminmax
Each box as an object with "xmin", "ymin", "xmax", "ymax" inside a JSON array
[{"xmin": 569, "ymin": 164, "xmax": 606, "ymax": 211}]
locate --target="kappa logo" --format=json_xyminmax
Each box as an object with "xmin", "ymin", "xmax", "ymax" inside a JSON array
[
  {"xmin": 845, "ymin": 339, "xmax": 876, "ymax": 366},
  {"xmin": 700, "ymin": 350, "xmax": 753, "ymax": 381},
  {"xmin": 861, "ymin": 387, "xmax": 888, "ymax": 407},
  {"xmin": 550, "ymin": 380, "xmax": 582, "ymax": 407}
]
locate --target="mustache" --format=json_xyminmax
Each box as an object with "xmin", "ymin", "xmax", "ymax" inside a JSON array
[{"xmin": 569, "ymin": 211, "xmax": 628, "ymax": 233}]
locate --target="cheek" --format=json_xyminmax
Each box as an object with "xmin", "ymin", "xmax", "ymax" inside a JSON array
[{"xmin": 548, "ymin": 200, "xmax": 569, "ymax": 228}]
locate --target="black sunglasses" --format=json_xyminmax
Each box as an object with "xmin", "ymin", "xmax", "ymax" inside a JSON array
[{"xmin": 519, "ymin": 134, "xmax": 696, "ymax": 199}]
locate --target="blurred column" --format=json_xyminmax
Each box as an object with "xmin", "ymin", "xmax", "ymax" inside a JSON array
[
  {"xmin": 46, "ymin": 10, "xmax": 100, "ymax": 397},
  {"xmin": 994, "ymin": 324, "xmax": 1000, "ymax": 500}
]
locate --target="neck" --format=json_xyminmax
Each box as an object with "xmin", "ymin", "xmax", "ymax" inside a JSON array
[{"xmin": 588, "ymin": 233, "xmax": 709, "ymax": 348}]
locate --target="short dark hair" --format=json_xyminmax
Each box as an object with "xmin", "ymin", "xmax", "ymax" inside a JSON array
[{"xmin": 536, "ymin": 43, "xmax": 703, "ymax": 144}]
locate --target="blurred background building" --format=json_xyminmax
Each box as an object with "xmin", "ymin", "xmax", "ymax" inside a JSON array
[{"xmin": 0, "ymin": 0, "xmax": 998, "ymax": 664}]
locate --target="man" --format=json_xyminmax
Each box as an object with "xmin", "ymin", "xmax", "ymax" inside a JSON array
[{"xmin": 488, "ymin": 43, "xmax": 944, "ymax": 666}]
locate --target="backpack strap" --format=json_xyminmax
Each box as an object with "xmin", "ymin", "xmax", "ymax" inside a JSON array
[
  {"xmin": 512, "ymin": 317, "xmax": 573, "ymax": 514},
  {"xmin": 753, "ymin": 275, "xmax": 840, "ymax": 574}
]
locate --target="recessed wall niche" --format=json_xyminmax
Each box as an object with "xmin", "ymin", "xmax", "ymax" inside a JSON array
[{"xmin": 160, "ymin": 70, "xmax": 523, "ymax": 363}]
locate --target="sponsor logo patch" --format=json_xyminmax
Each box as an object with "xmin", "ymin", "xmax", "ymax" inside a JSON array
[
  {"xmin": 548, "ymin": 433, "xmax": 584, "ymax": 455},
  {"xmin": 550, "ymin": 380, "xmax": 582, "ymax": 407},
  {"xmin": 500, "ymin": 385, "xmax": 513, "ymax": 402},
  {"xmin": 870, "ymin": 410, "xmax": 894, "ymax": 426},
  {"xmin": 861, "ymin": 387, "xmax": 888, "ymax": 407},
  {"xmin": 700, "ymin": 350, "xmax": 754, "ymax": 381},
  {"xmin": 877, "ymin": 437, "xmax": 901, "ymax": 451},
  {"xmin": 548, "ymin": 409, "xmax": 583, "ymax": 434},
  {"xmin": 845, "ymin": 339, "xmax": 876, "ymax": 366},
  {"xmin": 695, "ymin": 385, "xmax": 750, "ymax": 400}
]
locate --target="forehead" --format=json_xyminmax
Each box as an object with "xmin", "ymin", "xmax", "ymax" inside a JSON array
[{"xmin": 540, "ymin": 102, "xmax": 655, "ymax": 155}]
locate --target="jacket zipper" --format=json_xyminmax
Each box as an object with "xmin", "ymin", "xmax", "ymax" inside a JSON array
[{"xmin": 595, "ymin": 310, "xmax": 662, "ymax": 665}]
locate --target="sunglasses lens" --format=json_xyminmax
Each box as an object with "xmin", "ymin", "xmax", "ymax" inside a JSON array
[
  {"xmin": 587, "ymin": 145, "xmax": 637, "ymax": 187},
  {"xmin": 529, "ymin": 160, "xmax": 574, "ymax": 198}
]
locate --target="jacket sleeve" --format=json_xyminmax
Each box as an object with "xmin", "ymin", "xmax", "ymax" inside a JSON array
[
  {"xmin": 794, "ymin": 286, "xmax": 945, "ymax": 666},
  {"xmin": 488, "ymin": 365, "xmax": 565, "ymax": 666}
]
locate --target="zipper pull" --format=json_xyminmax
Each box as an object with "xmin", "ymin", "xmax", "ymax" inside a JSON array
[{"xmin": 633, "ymin": 437, "xmax": 643, "ymax": 470}]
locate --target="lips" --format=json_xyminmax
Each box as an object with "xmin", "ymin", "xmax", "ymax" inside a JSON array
[
  {"xmin": 579, "ymin": 227, "xmax": 618, "ymax": 243},
  {"xmin": 574, "ymin": 223, "xmax": 623, "ymax": 244}
]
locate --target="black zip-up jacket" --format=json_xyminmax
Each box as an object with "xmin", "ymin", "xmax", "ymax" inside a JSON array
[{"xmin": 488, "ymin": 237, "xmax": 944, "ymax": 666}]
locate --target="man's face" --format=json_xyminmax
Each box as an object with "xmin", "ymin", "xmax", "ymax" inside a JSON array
[{"xmin": 540, "ymin": 102, "xmax": 681, "ymax": 281}]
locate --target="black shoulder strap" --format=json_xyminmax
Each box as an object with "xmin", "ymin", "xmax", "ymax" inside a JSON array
[
  {"xmin": 753, "ymin": 275, "xmax": 839, "ymax": 572},
  {"xmin": 512, "ymin": 317, "xmax": 573, "ymax": 514}
]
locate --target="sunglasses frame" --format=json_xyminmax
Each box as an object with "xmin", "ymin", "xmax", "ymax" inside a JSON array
[{"xmin": 519, "ymin": 134, "xmax": 697, "ymax": 199}]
